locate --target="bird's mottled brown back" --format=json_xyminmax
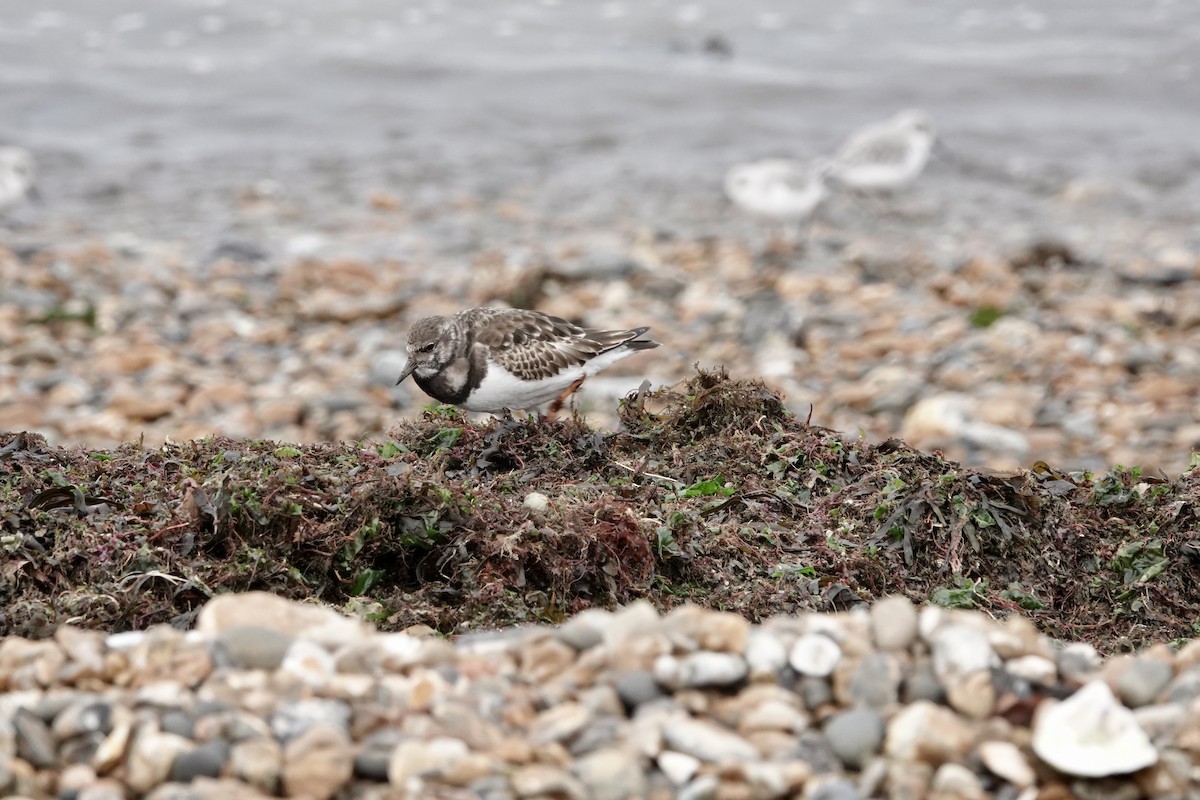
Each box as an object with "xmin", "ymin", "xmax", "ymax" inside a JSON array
[{"xmin": 459, "ymin": 307, "xmax": 652, "ymax": 381}]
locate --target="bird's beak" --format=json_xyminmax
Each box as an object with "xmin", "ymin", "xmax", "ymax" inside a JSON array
[{"xmin": 395, "ymin": 358, "xmax": 417, "ymax": 385}]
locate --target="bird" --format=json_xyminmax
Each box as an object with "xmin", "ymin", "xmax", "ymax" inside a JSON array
[
  {"xmin": 827, "ymin": 109, "xmax": 936, "ymax": 192},
  {"xmin": 395, "ymin": 307, "xmax": 660, "ymax": 415},
  {"xmin": 723, "ymin": 157, "xmax": 829, "ymax": 225},
  {"xmin": 0, "ymin": 147, "xmax": 36, "ymax": 212}
]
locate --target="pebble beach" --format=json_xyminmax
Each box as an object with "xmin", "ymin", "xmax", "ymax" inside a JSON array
[{"xmin": 3, "ymin": 593, "xmax": 1199, "ymax": 799}]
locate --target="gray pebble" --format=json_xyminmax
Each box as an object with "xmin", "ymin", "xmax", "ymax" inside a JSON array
[
  {"xmin": 14, "ymin": 708, "xmax": 57, "ymax": 769},
  {"xmin": 51, "ymin": 699, "xmax": 113, "ymax": 739},
  {"xmin": 270, "ymin": 699, "xmax": 351, "ymax": 742},
  {"xmin": 159, "ymin": 710, "xmax": 196, "ymax": 739},
  {"xmin": 1162, "ymin": 668, "xmax": 1200, "ymax": 705},
  {"xmin": 799, "ymin": 675, "xmax": 835, "ymax": 710},
  {"xmin": 824, "ymin": 708, "xmax": 886, "ymax": 770},
  {"xmin": 847, "ymin": 653, "xmax": 899, "ymax": 710},
  {"xmin": 811, "ymin": 778, "xmax": 864, "ymax": 800},
  {"xmin": 613, "ymin": 670, "xmax": 664, "ymax": 709},
  {"xmin": 215, "ymin": 625, "xmax": 294, "ymax": 670},
  {"xmin": 903, "ymin": 658, "xmax": 945, "ymax": 704},
  {"xmin": 1116, "ymin": 658, "xmax": 1173, "ymax": 708},
  {"xmin": 352, "ymin": 748, "xmax": 391, "ymax": 786},
  {"xmin": 169, "ymin": 739, "xmax": 231, "ymax": 782}
]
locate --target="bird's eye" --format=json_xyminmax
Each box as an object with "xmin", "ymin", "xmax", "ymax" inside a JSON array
[{"xmin": 419, "ymin": 343, "xmax": 436, "ymax": 353}]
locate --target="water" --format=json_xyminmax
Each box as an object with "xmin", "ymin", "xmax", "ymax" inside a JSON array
[{"xmin": 1, "ymin": 0, "xmax": 1198, "ymax": 255}]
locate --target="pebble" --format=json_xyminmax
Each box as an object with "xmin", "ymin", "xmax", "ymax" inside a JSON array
[
  {"xmin": 823, "ymin": 708, "xmax": 885, "ymax": 769},
  {"xmin": 4, "ymin": 225, "xmax": 1197, "ymax": 473},
  {"xmin": 1115, "ymin": 657, "xmax": 1174, "ymax": 708},
  {"xmin": 654, "ymin": 652, "xmax": 748, "ymax": 689},
  {"xmin": 169, "ymin": 739, "xmax": 230, "ymax": 782},
  {"xmin": 215, "ymin": 625, "xmax": 294, "ymax": 671},
  {"xmin": 978, "ymin": 739, "xmax": 1035, "ymax": 788},
  {"xmin": 281, "ymin": 724, "xmax": 354, "ymax": 800},
  {"xmin": 571, "ymin": 747, "xmax": 647, "ymax": 800},
  {"xmin": 0, "ymin": 592, "xmax": 1197, "ymax": 799},
  {"xmin": 662, "ymin": 717, "xmax": 760, "ymax": 763},
  {"xmin": 869, "ymin": 595, "xmax": 919, "ymax": 652}
]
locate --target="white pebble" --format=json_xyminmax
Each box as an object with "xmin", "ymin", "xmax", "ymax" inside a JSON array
[{"xmin": 789, "ymin": 633, "xmax": 842, "ymax": 677}]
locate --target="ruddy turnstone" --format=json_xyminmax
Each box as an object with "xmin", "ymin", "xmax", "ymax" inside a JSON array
[
  {"xmin": 0, "ymin": 147, "xmax": 36, "ymax": 212},
  {"xmin": 395, "ymin": 307, "xmax": 660, "ymax": 414},
  {"xmin": 724, "ymin": 158, "xmax": 829, "ymax": 224},
  {"xmin": 828, "ymin": 109, "xmax": 936, "ymax": 192}
]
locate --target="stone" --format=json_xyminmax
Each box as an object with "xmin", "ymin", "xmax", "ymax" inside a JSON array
[
  {"xmin": 170, "ymin": 739, "xmax": 231, "ymax": 782},
  {"xmin": 1004, "ymin": 655, "xmax": 1057, "ymax": 685},
  {"xmin": 213, "ymin": 623, "xmax": 292, "ymax": 671},
  {"xmin": 196, "ymin": 592, "xmax": 370, "ymax": 646},
  {"xmin": 1162, "ymin": 669, "xmax": 1200, "ymax": 705},
  {"xmin": 1057, "ymin": 643, "xmax": 1101, "ymax": 683},
  {"xmin": 572, "ymin": 747, "xmax": 647, "ymax": 800},
  {"xmin": 388, "ymin": 737, "xmax": 470, "ymax": 785},
  {"xmin": 1031, "ymin": 681, "xmax": 1157, "ymax": 777},
  {"xmin": 613, "ymin": 670, "xmax": 665, "ymax": 709},
  {"xmin": 281, "ymin": 724, "xmax": 354, "ymax": 800},
  {"xmin": 808, "ymin": 777, "xmax": 863, "ymax": 800},
  {"xmin": 799, "ymin": 676, "xmax": 835, "ymax": 710},
  {"xmin": 510, "ymin": 763, "xmax": 587, "ymax": 798},
  {"xmin": 745, "ymin": 630, "xmax": 788, "ymax": 679},
  {"xmin": 654, "ymin": 653, "xmax": 748, "ymax": 689},
  {"xmin": 978, "ymin": 740, "xmax": 1035, "ymax": 788},
  {"xmin": 945, "ymin": 669, "xmax": 996, "ymax": 719},
  {"xmin": 823, "ymin": 708, "xmax": 885, "ymax": 770},
  {"xmin": 229, "ymin": 737, "xmax": 282, "ymax": 794},
  {"xmin": 603, "ymin": 600, "xmax": 662, "ymax": 653},
  {"xmin": 738, "ymin": 699, "xmax": 808, "ymax": 736},
  {"xmin": 869, "ymin": 595, "xmax": 918, "ymax": 651},
  {"xmin": 658, "ymin": 750, "xmax": 701, "ymax": 786},
  {"xmin": 519, "ymin": 637, "xmax": 577, "ymax": 683},
  {"xmin": 931, "ymin": 624, "xmax": 998, "ymax": 682},
  {"xmin": 1131, "ymin": 703, "xmax": 1185, "ymax": 745},
  {"xmin": 529, "ymin": 702, "xmax": 591, "ymax": 746},
  {"xmin": 52, "ymin": 699, "xmax": 114, "ymax": 740},
  {"xmin": 662, "ymin": 718, "xmax": 760, "ymax": 764},
  {"xmin": 13, "ymin": 708, "xmax": 57, "ymax": 769},
  {"xmin": 270, "ymin": 699, "xmax": 351, "ymax": 742},
  {"xmin": 789, "ymin": 634, "xmax": 841, "ymax": 678},
  {"xmin": 126, "ymin": 728, "xmax": 194, "ymax": 794},
  {"xmin": 741, "ymin": 760, "xmax": 811, "ymax": 798},
  {"xmin": 77, "ymin": 779, "xmax": 128, "ymax": 800},
  {"xmin": 930, "ymin": 762, "xmax": 986, "ymax": 800},
  {"xmin": 556, "ymin": 609, "xmax": 612, "ymax": 651},
  {"xmin": 54, "ymin": 626, "xmax": 107, "ymax": 675},
  {"xmin": 885, "ymin": 701, "xmax": 973, "ymax": 764},
  {"xmin": 92, "ymin": 712, "xmax": 133, "ymax": 774},
  {"xmin": 903, "ymin": 658, "xmax": 945, "ymax": 704},
  {"xmin": 843, "ymin": 652, "xmax": 900, "ymax": 710},
  {"xmin": 280, "ymin": 639, "xmax": 337, "ymax": 683},
  {"xmin": 1114, "ymin": 657, "xmax": 1173, "ymax": 708}
]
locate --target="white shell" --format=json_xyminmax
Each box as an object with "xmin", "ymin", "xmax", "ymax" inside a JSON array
[{"xmin": 1031, "ymin": 680, "xmax": 1158, "ymax": 777}]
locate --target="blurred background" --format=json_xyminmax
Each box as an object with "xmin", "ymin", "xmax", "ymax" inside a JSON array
[{"xmin": 0, "ymin": 0, "xmax": 1198, "ymax": 472}]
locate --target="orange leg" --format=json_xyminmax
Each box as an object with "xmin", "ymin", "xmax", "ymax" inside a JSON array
[{"xmin": 547, "ymin": 376, "xmax": 586, "ymax": 419}]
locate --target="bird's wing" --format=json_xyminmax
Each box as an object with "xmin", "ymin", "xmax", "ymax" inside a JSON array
[
  {"xmin": 837, "ymin": 127, "xmax": 911, "ymax": 167},
  {"xmin": 466, "ymin": 308, "xmax": 644, "ymax": 381}
]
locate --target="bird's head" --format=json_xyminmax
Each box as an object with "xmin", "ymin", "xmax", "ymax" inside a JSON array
[
  {"xmin": 895, "ymin": 109, "xmax": 935, "ymax": 136},
  {"xmin": 396, "ymin": 315, "xmax": 460, "ymax": 384}
]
